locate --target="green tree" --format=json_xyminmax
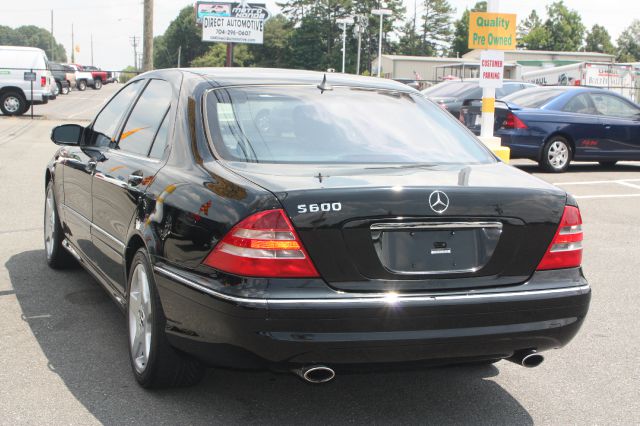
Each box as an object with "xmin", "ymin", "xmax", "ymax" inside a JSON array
[
  {"xmin": 191, "ymin": 44, "xmax": 253, "ymax": 67},
  {"xmin": 419, "ymin": 0, "xmax": 455, "ymax": 56},
  {"xmin": 518, "ymin": 10, "xmax": 549, "ymax": 49},
  {"xmin": 585, "ymin": 24, "xmax": 615, "ymax": 54},
  {"xmin": 617, "ymin": 20, "xmax": 640, "ymax": 62},
  {"xmin": 450, "ymin": 1, "xmax": 486, "ymax": 57},
  {"xmin": 0, "ymin": 25, "xmax": 67, "ymax": 62},
  {"xmin": 249, "ymin": 14, "xmax": 294, "ymax": 68},
  {"xmin": 543, "ymin": 1, "xmax": 585, "ymax": 51},
  {"xmin": 155, "ymin": 6, "xmax": 208, "ymax": 69},
  {"xmin": 279, "ymin": 0, "xmax": 405, "ymax": 73}
]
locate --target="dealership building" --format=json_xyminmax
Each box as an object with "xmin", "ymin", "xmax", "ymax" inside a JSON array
[{"xmin": 372, "ymin": 49, "xmax": 616, "ymax": 82}]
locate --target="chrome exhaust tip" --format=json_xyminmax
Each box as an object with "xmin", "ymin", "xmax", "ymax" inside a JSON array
[
  {"xmin": 508, "ymin": 351, "xmax": 544, "ymax": 368},
  {"xmin": 293, "ymin": 365, "xmax": 336, "ymax": 384}
]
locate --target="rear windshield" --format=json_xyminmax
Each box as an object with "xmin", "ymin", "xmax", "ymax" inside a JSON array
[
  {"xmin": 204, "ymin": 85, "xmax": 494, "ymax": 165},
  {"xmin": 503, "ymin": 88, "xmax": 564, "ymax": 108},
  {"xmin": 421, "ymin": 81, "xmax": 478, "ymax": 98}
]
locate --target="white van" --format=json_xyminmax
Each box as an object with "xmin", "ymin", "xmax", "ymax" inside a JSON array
[{"xmin": 0, "ymin": 46, "xmax": 56, "ymax": 115}]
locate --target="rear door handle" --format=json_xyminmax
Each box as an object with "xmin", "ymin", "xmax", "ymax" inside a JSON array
[
  {"xmin": 603, "ymin": 124, "xmax": 611, "ymax": 129},
  {"xmin": 128, "ymin": 173, "xmax": 144, "ymax": 186}
]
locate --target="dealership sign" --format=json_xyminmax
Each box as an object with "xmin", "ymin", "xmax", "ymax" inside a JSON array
[
  {"xmin": 199, "ymin": 1, "xmax": 270, "ymax": 44},
  {"xmin": 468, "ymin": 12, "xmax": 517, "ymax": 50}
]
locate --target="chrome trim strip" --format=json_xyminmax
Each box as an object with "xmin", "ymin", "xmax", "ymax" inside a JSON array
[
  {"xmin": 153, "ymin": 265, "xmax": 590, "ymax": 306},
  {"xmin": 370, "ymin": 221, "xmax": 503, "ymax": 231},
  {"xmin": 107, "ymin": 148, "xmax": 161, "ymax": 164},
  {"xmin": 91, "ymin": 223, "xmax": 126, "ymax": 251},
  {"xmin": 62, "ymin": 204, "xmax": 91, "ymax": 225},
  {"xmin": 62, "ymin": 205, "xmax": 126, "ymax": 252}
]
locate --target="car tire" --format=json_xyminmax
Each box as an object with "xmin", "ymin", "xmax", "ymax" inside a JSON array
[
  {"xmin": 127, "ymin": 248, "xmax": 205, "ymax": 388},
  {"xmin": 44, "ymin": 181, "xmax": 76, "ymax": 269},
  {"xmin": 54, "ymin": 82, "xmax": 61, "ymax": 96},
  {"xmin": 0, "ymin": 91, "xmax": 27, "ymax": 116},
  {"xmin": 77, "ymin": 80, "xmax": 87, "ymax": 91},
  {"xmin": 93, "ymin": 79, "xmax": 102, "ymax": 90},
  {"xmin": 61, "ymin": 85, "xmax": 70, "ymax": 95},
  {"xmin": 540, "ymin": 136, "xmax": 572, "ymax": 173},
  {"xmin": 599, "ymin": 161, "xmax": 617, "ymax": 168}
]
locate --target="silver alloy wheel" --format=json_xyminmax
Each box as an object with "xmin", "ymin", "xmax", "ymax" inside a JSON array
[
  {"xmin": 44, "ymin": 187, "xmax": 55, "ymax": 258},
  {"xmin": 547, "ymin": 140, "xmax": 569, "ymax": 169},
  {"xmin": 3, "ymin": 96, "xmax": 20, "ymax": 114},
  {"xmin": 128, "ymin": 263, "xmax": 153, "ymax": 374}
]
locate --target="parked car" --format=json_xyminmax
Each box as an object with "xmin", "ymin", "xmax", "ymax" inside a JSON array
[
  {"xmin": 62, "ymin": 64, "xmax": 77, "ymax": 91},
  {"xmin": 78, "ymin": 65, "xmax": 108, "ymax": 89},
  {"xmin": 48, "ymin": 62, "xmax": 71, "ymax": 95},
  {"xmin": 64, "ymin": 63, "xmax": 95, "ymax": 91},
  {"xmin": 422, "ymin": 79, "xmax": 536, "ymax": 116},
  {"xmin": 44, "ymin": 68, "xmax": 590, "ymax": 387},
  {"xmin": 461, "ymin": 86, "xmax": 640, "ymax": 172},
  {"xmin": 0, "ymin": 45, "xmax": 55, "ymax": 115}
]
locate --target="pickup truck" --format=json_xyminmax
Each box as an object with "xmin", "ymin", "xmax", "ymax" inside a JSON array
[
  {"xmin": 77, "ymin": 65, "xmax": 108, "ymax": 89},
  {"xmin": 64, "ymin": 64, "xmax": 95, "ymax": 91}
]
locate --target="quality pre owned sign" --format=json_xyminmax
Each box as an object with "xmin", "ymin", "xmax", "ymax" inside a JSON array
[
  {"xmin": 200, "ymin": 2, "xmax": 270, "ymax": 44},
  {"xmin": 468, "ymin": 12, "xmax": 517, "ymax": 50}
]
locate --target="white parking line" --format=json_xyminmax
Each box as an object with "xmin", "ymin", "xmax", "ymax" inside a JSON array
[
  {"xmin": 616, "ymin": 181, "xmax": 640, "ymax": 190},
  {"xmin": 553, "ymin": 178, "xmax": 640, "ymax": 185},
  {"xmin": 574, "ymin": 194, "xmax": 640, "ymax": 200}
]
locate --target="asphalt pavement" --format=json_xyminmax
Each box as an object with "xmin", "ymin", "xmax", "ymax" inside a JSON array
[{"xmin": 0, "ymin": 88, "xmax": 639, "ymax": 425}]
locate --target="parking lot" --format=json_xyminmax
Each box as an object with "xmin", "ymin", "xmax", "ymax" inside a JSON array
[{"xmin": 0, "ymin": 86, "xmax": 639, "ymax": 424}]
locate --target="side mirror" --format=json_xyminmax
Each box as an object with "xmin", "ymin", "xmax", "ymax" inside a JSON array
[{"xmin": 51, "ymin": 124, "xmax": 83, "ymax": 145}]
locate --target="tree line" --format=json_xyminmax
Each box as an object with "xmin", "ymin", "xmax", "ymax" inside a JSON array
[
  {"xmin": 0, "ymin": 25, "xmax": 67, "ymax": 63},
  {"xmin": 153, "ymin": 0, "xmax": 640, "ymax": 74}
]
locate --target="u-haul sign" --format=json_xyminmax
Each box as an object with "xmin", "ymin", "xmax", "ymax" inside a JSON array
[{"xmin": 479, "ymin": 50, "xmax": 504, "ymax": 89}]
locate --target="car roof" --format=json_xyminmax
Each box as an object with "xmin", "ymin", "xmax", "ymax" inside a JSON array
[{"xmin": 146, "ymin": 67, "xmax": 418, "ymax": 92}]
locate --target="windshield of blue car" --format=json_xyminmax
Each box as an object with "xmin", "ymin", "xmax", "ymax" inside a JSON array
[
  {"xmin": 421, "ymin": 81, "xmax": 479, "ymax": 98},
  {"xmin": 503, "ymin": 88, "xmax": 565, "ymax": 108},
  {"xmin": 205, "ymin": 85, "xmax": 495, "ymax": 165}
]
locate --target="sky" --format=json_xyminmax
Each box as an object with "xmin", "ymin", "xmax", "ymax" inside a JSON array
[{"xmin": 0, "ymin": 0, "xmax": 637, "ymax": 70}]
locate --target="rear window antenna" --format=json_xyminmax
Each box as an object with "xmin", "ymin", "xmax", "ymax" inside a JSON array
[{"xmin": 317, "ymin": 74, "xmax": 333, "ymax": 94}]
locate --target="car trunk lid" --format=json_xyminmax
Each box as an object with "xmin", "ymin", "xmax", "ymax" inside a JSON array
[{"xmin": 220, "ymin": 161, "xmax": 567, "ymax": 292}]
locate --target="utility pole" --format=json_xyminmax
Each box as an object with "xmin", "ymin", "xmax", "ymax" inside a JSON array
[
  {"xmin": 142, "ymin": 0, "xmax": 154, "ymax": 71},
  {"xmin": 50, "ymin": 10, "xmax": 54, "ymax": 61},
  {"xmin": 226, "ymin": 43, "xmax": 234, "ymax": 67},
  {"xmin": 130, "ymin": 36, "xmax": 139, "ymax": 70},
  {"xmin": 90, "ymin": 34, "xmax": 94, "ymax": 66},
  {"xmin": 71, "ymin": 23, "xmax": 75, "ymax": 63},
  {"xmin": 177, "ymin": 45, "xmax": 181, "ymax": 68}
]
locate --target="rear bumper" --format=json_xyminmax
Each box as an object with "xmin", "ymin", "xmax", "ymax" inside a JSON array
[
  {"xmin": 153, "ymin": 265, "xmax": 590, "ymax": 369},
  {"xmin": 497, "ymin": 130, "xmax": 545, "ymax": 159}
]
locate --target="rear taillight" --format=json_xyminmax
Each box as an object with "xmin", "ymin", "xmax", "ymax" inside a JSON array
[
  {"xmin": 203, "ymin": 209, "xmax": 319, "ymax": 278},
  {"xmin": 41, "ymin": 76, "xmax": 47, "ymax": 87},
  {"xmin": 502, "ymin": 112, "xmax": 528, "ymax": 129},
  {"xmin": 537, "ymin": 206, "xmax": 583, "ymax": 270}
]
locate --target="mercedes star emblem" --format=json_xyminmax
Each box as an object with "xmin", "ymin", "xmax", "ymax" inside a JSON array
[{"xmin": 429, "ymin": 190, "xmax": 449, "ymax": 214}]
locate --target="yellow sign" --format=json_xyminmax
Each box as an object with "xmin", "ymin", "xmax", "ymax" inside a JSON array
[{"xmin": 468, "ymin": 12, "xmax": 517, "ymax": 50}]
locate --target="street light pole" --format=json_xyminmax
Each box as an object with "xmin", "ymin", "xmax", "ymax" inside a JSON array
[
  {"xmin": 336, "ymin": 17, "xmax": 354, "ymax": 73},
  {"xmin": 354, "ymin": 16, "xmax": 367, "ymax": 75},
  {"xmin": 372, "ymin": 8, "xmax": 392, "ymax": 77}
]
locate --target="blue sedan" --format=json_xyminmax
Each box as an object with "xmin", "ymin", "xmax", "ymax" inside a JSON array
[{"xmin": 461, "ymin": 87, "xmax": 640, "ymax": 172}]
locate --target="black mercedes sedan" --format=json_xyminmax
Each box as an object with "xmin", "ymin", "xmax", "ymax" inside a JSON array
[{"xmin": 44, "ymin": 68, "xmax": 590, "ymax": 388}]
